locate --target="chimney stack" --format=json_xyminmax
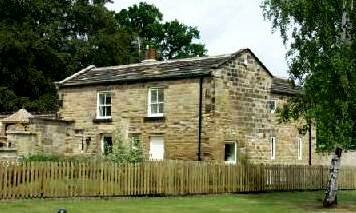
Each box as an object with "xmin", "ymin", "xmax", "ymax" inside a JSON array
[{"xmin": 143, "ymin": 47, "xmax": 157, "ymax": 63}]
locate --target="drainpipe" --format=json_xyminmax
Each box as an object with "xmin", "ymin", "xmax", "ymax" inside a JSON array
[
  {"xmin": 197, "ymin": 77, "xmax": 203, "ymax": 161},
  {"xmin": 308, "ymin": 121, "xmax": 312, "ymax": 165}
]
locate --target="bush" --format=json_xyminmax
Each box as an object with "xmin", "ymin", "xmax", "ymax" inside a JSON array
[
  {"xmin": 21, "ymin": 129, "xmax": 144, "ymax": 164},
  {"xmin": 21, "ymin": 154, "xmax": 61, "ymax": 162},
  {"xmin": 107, "ymin": 130, "xmax": 144, "ymax": 164}
]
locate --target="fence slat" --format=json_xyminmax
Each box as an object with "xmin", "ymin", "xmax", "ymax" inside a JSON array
[{"xmin": 0, "ymin": 161, "xmax": 356, "ymax": 199}]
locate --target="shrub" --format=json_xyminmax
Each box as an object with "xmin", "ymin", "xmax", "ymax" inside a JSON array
[
  {"xmin": 21, "ymin": 154, "xmax": 61, "ymax": 162},
  {"xmin": 107, "ymin": 130, "xmax": 144, "ymax": 164}
]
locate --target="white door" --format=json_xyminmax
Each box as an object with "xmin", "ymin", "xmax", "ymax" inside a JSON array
[{"xmin": 149, "ymin": 136, "xmax": 164, "ymax": 160}]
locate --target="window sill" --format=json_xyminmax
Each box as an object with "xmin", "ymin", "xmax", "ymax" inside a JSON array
[
  {"xmin": 147, "ymin": 114, "xmax": 164, "ymax": 118},
  {"xmin": 144, "ymin": 116, "xmax": 165, "ymax": 122},
  {"xmin": 93, "ymin": 118, "xmax": 112, "ymax": 123}
]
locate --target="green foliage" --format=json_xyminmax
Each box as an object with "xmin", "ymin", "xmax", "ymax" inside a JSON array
[
  {"xmin": 107, "ymin": 130, "xmax": 144, "ymax": 164},
  {"xmin": 116, "ymin": 2, "xmax": 207, "ymax": 60},
  {"xmin": 19, "ymin": 130, "xmax": 144, "ymax": 164},
  {"xmin": 127, "ymin": 135, "xmax": 144, "ymax": 163},
  {"xmin": 22, "ymin": 154, "xmax": 61, "ymax": 162},
  {"xmin": 0, "ymin": 0, "xmax": 131, "ymax": 113},
  {"xmin": 0, "ymin": 1, "xmax": 206, "ymax": 113},
  {"xmin": 262, "ymin": 0, "xmax": 356, "ymax": 152},
  {"xmin": 21, "ymin": 153, "xmax": 109, "ymax": 163}
]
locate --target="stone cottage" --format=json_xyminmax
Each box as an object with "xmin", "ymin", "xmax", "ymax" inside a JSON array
[{"xmin": 54, "ymin": 48, "xmax": 318, "ymax": 164}]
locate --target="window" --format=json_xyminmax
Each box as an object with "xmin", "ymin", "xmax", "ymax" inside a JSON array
[
  {"xmin": 149, "ymin": 136, "xmax": 164, "ymax": 160},
  {"xmin": 298, "ymin": 137, "xmax": 303, "ymax": 160},
  {"xmin": 129, "ymin": 133, "xmax": 141, "ymax": 150},
  {"xmin": 267, "ymin": 100, "xmax": 277, "ymax": 113},
  {"xmin": 148, "ymin": 88, "xmax": 164, "ymax": 117},
  {"xmin": 224, "ymin": 142, "xmax": 236, "ymax": 164},
  {"xmin": 271, "ymin": 137, "xmax": 276, "ymax": 160},
  {"xmin": 97, "ymin": 92, "xmax": 111, "ymax": 119},
  {"xmin": 101, "ymin": 135, "xmax": 113, "ymax": 155}
]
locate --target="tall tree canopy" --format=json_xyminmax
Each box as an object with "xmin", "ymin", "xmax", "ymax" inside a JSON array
[
  {"xmin": 0, "ymin": 0, "xmax": 131, "ymax": 112},
  {"xmin": 262, "ymin": 0, "xmax": 356, "ymax": 152},
  {"xmin": 116, "ymin": 2, "xmax": 207, "ymax": 60},
  {"xmin": 0, "ymin": 1, "xmax": 206, "ymax": 113},
  {"xmin": 262, "ymin": 1, "xmax": 355, "ymax": 206}
]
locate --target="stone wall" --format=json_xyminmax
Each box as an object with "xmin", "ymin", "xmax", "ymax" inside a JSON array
[
  {"xmin": 201, "ymin": 52, "xmax": 273, "ymax": 163},
  {"xmin": 269, "ymin": 94, "xmax": 312, "ymax": 165},
  {"xmin": 200, "ymin": 52, "xmax": 321, "ymax": 165},
  {"xmin": 6, "ymin": 131, "xmax": 39, "ymax": 156},
  {"xmin": 1, "ymin": 118, "xmax": 80, "ymax": 158},
  {"xmin": 58, "ymin": 79, "xmax": 203, "ymax": 160},
  {"xmin": 57, "ymin": 52, "xmax": 353, "ymax": 165},
  {"xmin": 29, "ymin": 119, "xmax": 79, "ymax": 156}
]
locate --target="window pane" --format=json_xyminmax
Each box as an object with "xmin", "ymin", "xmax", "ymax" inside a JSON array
[
  {"xmin": 103, "ymin": 136, "xmax": 113, "ymax": 155},
  {"xmin": 106, "ymin": 95, "xmax": 111, "ymax": 105},
  {"xmin": 151, "ymin": 89, "xmax": 157, "ymax": 103},
  {"xmin": 130, "ymin": 134, "xmax": 141, "ymax": 150},
  {"xmin": 106, "ymin": 106, "xmax": 111, "ymax": 117},
  {"xmin": 158, "ymin": 89, "xmax": 164, "ymax": 102},
  {"xmin": 99, "ymin": 106, "xmax": 104, "ymax": 117},
  {"xmin": 103, "ymin": 106, "xmax": 107, "ymax": 117},
  {"xmin": 298, "ymin": 138, "xmax": 302, "ymax": 159},
  {"xmin": 271, "ymin": 138, "xmax": 275, "ymax": 159},
  {"xmin": 268, "ymin": 100, "xmax": 276, "ymax": 112},
  {"xmin": 99, "ymin": 94, "xmax": 105, "ymax": 105},
  {"xmin": 151, "ymin": 104, "xmax": 158, "ymax": 114},
  {"xmin": 159, "ymin": 103, "xmax": 164, "ymax": 113},
  {"xmin": 224, "ymin": 143, "xmax": 235, "ymax": 162}
]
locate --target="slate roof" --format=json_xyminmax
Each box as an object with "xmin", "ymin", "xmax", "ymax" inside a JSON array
[
  {"xmin": 57, "ymin": 49, "xmax": 272, "ymax": 87},
  {"xmin": 271, "ymin": 78, "xmax": 300, "ymax": 96},
  {"xmin": 56, "ymin": 48, "xmax": 299, "ymax": 95}
]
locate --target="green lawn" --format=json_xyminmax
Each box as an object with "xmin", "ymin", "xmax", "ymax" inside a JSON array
[{"xmin": 1, "ymin": 191, "xmax": 356, "ymax": 213}]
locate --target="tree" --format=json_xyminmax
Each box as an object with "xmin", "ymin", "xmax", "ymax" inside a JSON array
[
  {"xmin": 262, "ymin": 0, "xmax": 355, "ymax": 207},
  {"xmin": 0, "ymin": 1, "xmax": 207, "ymax": 113},
  {"xmin": 0, "ymin": 0, "xmax": 132, "ymax": 113},
  {"xmin": 116, "ymin": 2, "xmax": 207, "ymax": 60}
]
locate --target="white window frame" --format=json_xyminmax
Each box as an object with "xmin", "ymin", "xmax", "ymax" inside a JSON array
[
  {"xmin": 271, "ymin": 137, "xmax": 276, "ymax": 160},
  {"xmin": 298, "ymin": 137, "xmax": 303, "ymax": 160},
  {"xmin": 148, "ymin": 88, "xmax": 164, "ymax": 117},
  {"xmin": 268, "ymin": 100, "xmax": 277, "ymax": 113},
  {"xmin": 224, "ymin": 142, "xmax": 237, "ymax": 164},
  {"xmin": 96, "ymin": 91, "xmax": 112, "ymax": 119},
  {"xmin": 101, "ymin": 134, "xmax": 113, "ymax": 155}
]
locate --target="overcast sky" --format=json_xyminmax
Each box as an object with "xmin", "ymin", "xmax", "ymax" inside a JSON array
[{"xmin": 106, "ymin": 0, "xmax": 289, "ymax": 78}]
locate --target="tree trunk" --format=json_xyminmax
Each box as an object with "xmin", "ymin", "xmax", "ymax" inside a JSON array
[{"xmin": 323, "ymin": 147, "xmax": 342, "ymax": 208}]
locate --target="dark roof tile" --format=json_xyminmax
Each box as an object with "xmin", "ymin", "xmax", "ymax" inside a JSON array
[
  {"xmin": 271, "ymin": 78, "xmax": 300, "ymax": 95},
  {"xmin": 58, "ymin": 54, "xmax": 233, "ymax": 87},
  {"xmin": 57, "ymin": 49, "xmax": 274, "ymax": 88}
]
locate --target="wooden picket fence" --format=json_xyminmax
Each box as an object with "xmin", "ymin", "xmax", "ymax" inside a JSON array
[{"xmin": 0, "ymin": 161, "xmax": 356, "ymax": 199}]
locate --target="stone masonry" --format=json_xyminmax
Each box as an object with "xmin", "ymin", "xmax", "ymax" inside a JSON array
[{"xmin": 53, "ymin": 48, "xmax": 355, "ymax": 165}]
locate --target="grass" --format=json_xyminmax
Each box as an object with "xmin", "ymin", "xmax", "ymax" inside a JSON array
[{"xmin": 1, "ymin": 191, "xmax": 356, "ymax": 213}]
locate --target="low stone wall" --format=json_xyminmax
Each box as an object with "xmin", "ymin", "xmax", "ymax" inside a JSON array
[
  {"xmin": 0, "ymin": 117, "xmax": 82, "ymax": 159},
  {"xmin": 313, "ymin": 151, "xmax": 356, "ymax": 166}
]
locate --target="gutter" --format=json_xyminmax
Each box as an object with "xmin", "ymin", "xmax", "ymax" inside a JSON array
[{"xmin": 197, "ymin": 77, "xmax": 203, "ymax": 161}]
